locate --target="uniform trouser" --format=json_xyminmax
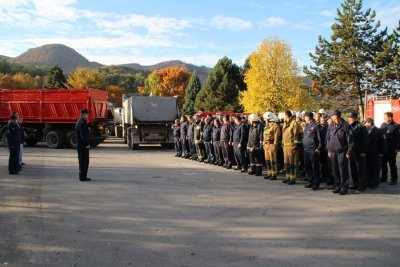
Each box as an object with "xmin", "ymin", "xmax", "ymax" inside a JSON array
[
  {"xmin": 367, "ymin": 154, "xmax": 381, "ymax": 187},
  {"xmin": 319, "ymin": 150, "xmax": 334, "ymax": 184},
  {"xmin": 283, "ymin": 146, "xmax": 297, "ymax": 181},
  {"xmin": 181, "ymin": 137, "xmax": 189, "ymax": 156},
  {"xmin": 264, "ymin": 144, "xmax": 278, "ymax": 177},
  {"xmin": 19, "ymin": 143, "xmax": 23, "ymax": 164},
  {"xmin": 249, "ymin": 149, "xmax": 263, "ymax": 175},
  {"xmin": 204, "ymin": 141, "xmax": 215, "ymax": 162},
  {"xmin": 277, "ymin": 145, "xmax": 284, "ymax": 172},
  {"xmin": 9, "ymin": 146, "xmax": 19, "ymax": 173},
  {"xmin": 233, "ymin": 143, "xmax": 246, "ymax": 169},
  {"xmin": 195, "ymin": 141, "xmax": 205, "ymax": 160},
  {"xmin": 221, "ymin": 141, "xmax": 232, "ymax": 166},
  {"xmin": 381, "ymin": 150, "xmax": 398, "ymax": 182},
  {"xmin": 304, "ymin": 149, "xmax": 320, "ymax": 186},
  {"xmin": 188, "ymin": 138, "xmax": 196, "ymax": 158},
  {"xmin": 77, "ymin": 148, "xmax": 90, "ymax": 179},
  {"xmin": 174, "ymin": 137, "xmax": 182, "ymax": 156},
  {"xmin": 213, "ymin": 141, "xmax": 223, "ymax": 164},
  {"xmin": 330, "ymin": 152, "xmax": 349, "ymax": 190},
  {"xmin": 349, "ymin": 152, "xmax": 367, "ymax": 189}
]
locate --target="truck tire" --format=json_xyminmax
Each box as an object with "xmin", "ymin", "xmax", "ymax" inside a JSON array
[
  {"xmin": 66, "ymin": 131, "xmax": 77, "ymax": 149},
  {"xmin": 25, "ymin": 138, "xmax": 38, "ymax": 146},
  {"xmin": 46, "ymin": 130, "xmax": 65, "ymax": 149}
]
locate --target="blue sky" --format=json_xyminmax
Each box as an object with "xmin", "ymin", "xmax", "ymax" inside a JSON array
[{"xmin": 0, "ymin": 0, "xmax": 398, "ymax": 68}]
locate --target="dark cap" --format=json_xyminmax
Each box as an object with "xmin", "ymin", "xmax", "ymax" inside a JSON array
[
  {"xmin": 347, "ymin": 110, "xmax": 358, "ymax": 119},
  {"xmin": 80, "ymin": 109, "xmax": 89, "ymax": 114},
  {"xmin": 364, "ymin": 117, "xmax": 374, "ymax": 124},
  {"xmin": 331, "ymin": 109, "xmax": 341, "ymax": 117},
  {"xmin": 304, "ymin": 111, "xmax": 313, "ymax": 118}
]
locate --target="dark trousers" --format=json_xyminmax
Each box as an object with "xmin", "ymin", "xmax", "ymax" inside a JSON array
[
  {"xmin": 304, "ymin": 149, "xmax": 320, "ymax": 186},
  {"xmin": 213, "ymin": 141, "xmax": 223, "ymax": 164},
  {"xmin": 77, "ymin": 149, "xmax": 90, "ymax": 179},
  {"xmin": 221, "ymin": 141, "xmax": 232, "ymax": 166},
  {"xmin": 381, "ymin": 151, "xmax": 397, "ymax": 182},
  {"xmin": 188, "ymin": 138, "xmax": 196, "ymax": 158},
  {"xmin": 204, "ymin": 141, "xmax": 215, "ymax": 162},
  {"xmin": 233, "ymin": 143, "xmax": 246, "ymax": 169},
  {"xmin": 367, "ymin": 154, "xmax": 381, "ymax": 187},
  {"xmin": 330, "ymin": 152, "xmax": 349, "ymax": 190},
  {"xmin": 9, "ymin": 146, "xmax": 20, "ymax": 174},
  {"xmin": 195, "ymin": 141, "xmax": 205, "ymax": 160},
  {"xmin": 319, "ymin": 150, "xmax": 333, "ymax": 184},
  {"xmin": 249, "ymin": 149, "xmax": 263, "ymax": 175},
  {"xmin": 174, "ymin": 137, "xmax": 182, "ymax": 156},
  {"xmin": 349, "ymin": 152, "xmax": 367, "ymax": 189},
  {"xmin": 181, "ymin": 137, "xmax": 189, "ymax": 156}
]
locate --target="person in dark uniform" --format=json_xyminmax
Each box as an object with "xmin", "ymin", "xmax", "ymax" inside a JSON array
[
  {"xmin": 212, "ymin": 118, "xmax": 223, "ymax": 166},
  {"xmin": 247, "ymin": 114, "xmax": 264, "ymax": 176},
  {"xmin": 220, "ymin": 115, "xmax": 233, "ymax": 169},
  {"xmin": 232, "ymin": 115, "xmax": 248, "ymax": 172},
  {"xmin": 180, "ymin": 116, "xmax": 189, "ymax": 158},
  {"xmin": 203, "ymin": 117, "xmax": 215, "ymax": 164},
  {"xmin": 326, "ymin": 109, "xmax": 354, "ymax": 195},
  {"xmin": 319, "ymin": 115, "xmax": 335, "ymax": 189},
  {"xmin": 193, "ymin": 115, "xmax": 205, "ymax": 162},
  {"xmin": 172, "ymin": 119, "xmax": 182, "ymax": 157},
  {"xmin": 76, "ymin": 109, "xmax": 91, "ymax": 182},
  {"xmin": 364, "ymin": 117, "xmax": 386, "ymax": 189},
  {"xmin": 380, "ymin": 112, "xmax": 400, "ymax": 185},
  {"xmin": 347, "ymin": 111, "xmax": 369, "ymax": 193},
  {"xmin": 187, "ymin": 115, "xmax": 197, "ymax": 160},
  {"xmin": 7, "ymin": 115, "xmax": 20, "ymax": 175},
  {"xmin": 302, "ymin": 112, "xmax": 322, "ymax": 190}
]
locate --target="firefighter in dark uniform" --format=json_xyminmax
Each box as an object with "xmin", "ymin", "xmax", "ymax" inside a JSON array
[
  {"xmin": 364, "ymin": 117, "xmax": 386, "ymax": 189},
  {"xmin": 203, "ymin": 117, "xmax": 215, "ymax": 164},
  {"xmin": 319, "ymin": 115, "xmax": 335, "ymax": 189},
  {"xmin": 263, "ymin": 112, "xmax": 281, "ymax": 180},
  {"xmin": 232, "ymin": 115, "xmax": 248, "ymax": 172},
  {"xmin": 302, "ymin": 112, "xmax": 322, "ymax": 190},
  {"xmin": 380, "ymin": 111, "xmax": 400, "ymax": 185},
  {"xmin": 172, "ymin": 119, "xmax": 182, "ymax": 157},
  {"xmin": 220, "ymin": 115, "xmax": 233, "ymax": 169},
  {"xmin": 247, "ymin": 114, "xmax": 264, "ymax": 176},
  {"xmin": 186, "ymin": 115, "xmax": 197, "ymax": 160},
  {"xmin": 194, "ymin": 115, "xmax": 205, "ymax": 162},
  {"xmin": 326, "ymin": 109, "xmax": 354, "ymax": 195},
  {"xmin": 7, "ymin": 115, "xmax": 20, "ymax": 175},
  {"xmin": 212, "ymin": 118, "xmax": 223, "ymax": 166},
  {"xmin": 347, "ymin": 111, "xmax": 369, "ymax": 193},
  {"xmin": 76, "ymin": 109, "xmax": 91, "ymax": 182},
  {"xmin": 180, "ymin": 116, "xmax": 189, "ymax": 158}
]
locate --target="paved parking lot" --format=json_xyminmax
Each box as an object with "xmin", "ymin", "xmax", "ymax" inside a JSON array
[{"xmin": 1, "ymin": 140, "xmax": 399, "ymax": 267}]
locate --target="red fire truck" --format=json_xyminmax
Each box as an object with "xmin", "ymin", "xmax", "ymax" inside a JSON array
[{"xmin": 365, "ymin": 96, "xmax": 400, "ymax": 127}]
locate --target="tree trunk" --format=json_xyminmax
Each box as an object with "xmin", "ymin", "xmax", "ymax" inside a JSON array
[{"xmin": 356, "ymin": 80, "xmax": 364, "ymax": 120}]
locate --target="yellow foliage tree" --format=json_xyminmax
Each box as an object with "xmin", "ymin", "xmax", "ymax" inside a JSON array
[
  {"xmin": 67, "ymin": 67, "xmax": 106, "ymax": 89},
  {"xmin": 240, "ymin": 38, "xmax": 315, "ymax": 113}
]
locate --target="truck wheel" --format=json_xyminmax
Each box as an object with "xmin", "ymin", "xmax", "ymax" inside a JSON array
[
  {"xmin": 25, "ymin": 138, "xmax": 38, "ymax": 146},
  {"xmin": 66, "ymin": 131, "xmax": 77, "ymax": 149},
  {"xmin": 46, "ymin": 130, "xmax": 65, "ymax": 149},
  {"xmin": 1, "ymin": 132, "xmax": 8, "ymax": 147}
]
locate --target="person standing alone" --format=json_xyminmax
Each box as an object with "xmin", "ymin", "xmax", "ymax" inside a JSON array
[
  {"xmin": 7, "ymin": 115, "xmax": 20, "ymax": 175},
  {"xmin": 76, "ymin": 109, "xmax": 91, "ymax": 182}
]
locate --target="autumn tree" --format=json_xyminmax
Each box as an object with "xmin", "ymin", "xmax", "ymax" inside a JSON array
[
  {"xmin": 181, "ymin": 71, "xmax": 201, "ymax": 114},
  {"xmin": 106, "ymin": 85, "xmax": 126, "ymax": 107},
  {"xmin": 45, "ymin": 65, "xmax": 66, "ymax": 89},
  {"xmin": 240, "ymin": 38, "xmax": 315, "ymax": 113},
  {"xmin": 67, "ymin": 67, "xmax": 106, "ymax": 89},
  {"xmin": 194, "ymin": 57, "xmax": 245, "ymax": 112}
]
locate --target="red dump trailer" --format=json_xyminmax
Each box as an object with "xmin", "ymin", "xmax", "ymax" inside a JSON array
[{"xmin": 0, "ymin": 89, "xmax": 113, "ymax": 148}]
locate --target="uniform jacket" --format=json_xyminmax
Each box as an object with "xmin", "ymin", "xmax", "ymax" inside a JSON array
[
  {"xmin": 380, "ymin": 121, "xmax": 400, "ymax": 151},
  {"xmin": 318, "ymin": 124, "xmax": 329, "ymax": 151},
  {"xmin": 187, "ymin": 121, "xmax": 195, "ymax": 139},
  {"xmin": 233, "ymin": 122, "xmax": 248, "ymax": 145},
  {"xmin": 282, "ymin": 116, "xmax": 302, "ymax": 146},
  {"xmin": 367, "ymin": 127, "xmax": 386, "ymax": 156},
  {"xmin": 180, "ymin": 121, "xmax": 188, "ymax": 138},
  {"xmin": 173, "ymin": 124, "xmax": 181, "ymax": 138},
  {"xmin": 349, "ymin": 121, "xmax": 369, "ymax": 154},
  {"xmin": 202, "ymin": 123, "xmax": 213, "ymax": 142},
  {"xmin": 220, "ymin": 122, "xmax": 232, "ymax": 142},
  {"xmin": 212, "ymin": 126, "xmax": 221, "ymax": 142},
  {"xmin": 75, "ymin": 117, "xmax": 91, "ymax": 150},
  {"xmin": 263, "ymin": 121, "xmax": 281, "ymax": 145},
  {"xmin": 194, "ymin": 120, "xmax": 204, "ymax": 143},
  {"xmin": 326, "ymin": 120, "xmax": 354, "ymax": 154},
  {"xmin": 302, "ymin": 121, "xmax": 322, "ymax": 151},
  {"xmin": 247, "ymin": 123, "xmax": 264, "ymax": 150},
  {"xmin": 6, "ymin": 122, "xmax": 19, "ymax": 148}
]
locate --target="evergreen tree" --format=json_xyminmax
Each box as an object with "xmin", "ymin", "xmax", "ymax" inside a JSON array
[
  {"xmin": 45, "ymin": 65, "xmax": 66, "ymax": 89},
  {"xmin": 181, "ymin": 71, "xmax": 201, "ymax": 115},
  {"xmin": 194, "ymin": 57, "xmax": 245, "ymax": 112}
]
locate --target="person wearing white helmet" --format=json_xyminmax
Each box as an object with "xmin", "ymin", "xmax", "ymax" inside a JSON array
[
  {"xmin": 247, "ymin": 114, "xmax": 264, "ymax": 176},
  {"xmin": 315, "ymin": 108, "xmax": 326, "ymax": 125},
  {"xmin": 263, "ymin": 112, "xmax": 282, "ymax": 180}
]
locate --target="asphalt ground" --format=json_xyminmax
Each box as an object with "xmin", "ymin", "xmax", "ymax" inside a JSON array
[{"xmin": 1, "ymin": 139, "xmax": 399, "ymax": 267}]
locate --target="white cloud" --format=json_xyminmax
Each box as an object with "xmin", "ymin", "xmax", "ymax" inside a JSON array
[
  {"xmin": 211, "ymin": 16, "xmax": 253, "ymax": 30},
  {"xmin": 375, "ymin": 5, "xmax": 400, "ymax": 30},
  {"xmin": 259, "ymin": 17, "xmax": 288, "ymax": 27},
  {"xmin": 320, "ymin": 10, "xmax": 336, "ymax": 18}
]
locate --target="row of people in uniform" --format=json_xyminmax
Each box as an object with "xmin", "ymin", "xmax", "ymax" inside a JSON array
[{"xmin": 172, "ymin": 109, "xmax": 399, "ymax": 195}]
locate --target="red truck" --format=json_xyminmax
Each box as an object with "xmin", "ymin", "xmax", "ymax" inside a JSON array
[
  {"xmin": 365, "ymin": 96, "xmax": 400, "ymax": 127},
  {"xmin": 0, "ymin": 89, "xmax": 113, "ymax": 148}
]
